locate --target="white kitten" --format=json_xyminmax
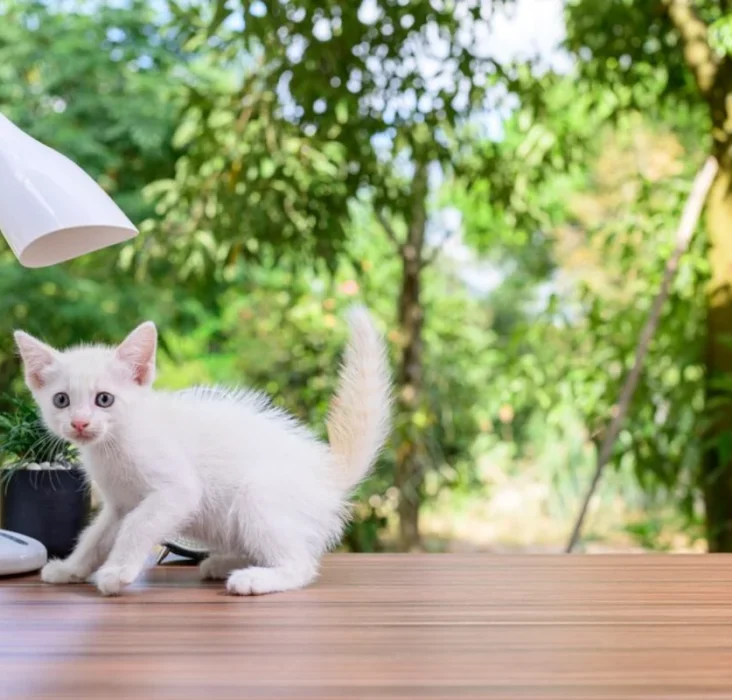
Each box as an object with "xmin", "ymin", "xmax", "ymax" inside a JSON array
[{"xmin": 14, "ymin": 307, "xmax": 391, "ymax": 596}]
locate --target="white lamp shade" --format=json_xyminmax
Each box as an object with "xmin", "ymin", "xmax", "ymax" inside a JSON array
[{"xmin": 0, "ymin": 113, "xmax": 138, "ymax": 268}]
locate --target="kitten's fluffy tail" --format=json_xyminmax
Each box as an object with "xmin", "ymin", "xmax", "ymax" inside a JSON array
[{"xmin": 327, "ymin": 306, "xmax": 391, "ymax": 493}]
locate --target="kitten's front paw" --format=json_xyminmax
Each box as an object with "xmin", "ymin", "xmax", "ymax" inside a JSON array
[
  {"xmin": 95, "ymin": 564, "xmax": 139, "ymax": 596},
  {"xmin": 41, "ymin": 559, "xmax": 88, "ymax": 584}
]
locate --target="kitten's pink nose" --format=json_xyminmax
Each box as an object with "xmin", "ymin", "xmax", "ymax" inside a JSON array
[{"xmin": 71, "ymin": 418, "xmax": 90, "ymax": 433}]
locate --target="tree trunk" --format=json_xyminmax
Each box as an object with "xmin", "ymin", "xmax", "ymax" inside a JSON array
[
  {"xmin": 698, "ymin": 40, "xmax": 732, "ymax": 550},
  {"xmin": 703, "ymin": 152, "xmax": 732, "ymax": 551},
  {"xmin": 662, "ymin": 0, "xmax": 732, "ymax": 551},
  {"xmin": 395, "ymin": 161, "xmax": 428, "ymax": 551},
  {"xmin": 663, "ymin": 0, "xmax": 732, "ymax": 552}
]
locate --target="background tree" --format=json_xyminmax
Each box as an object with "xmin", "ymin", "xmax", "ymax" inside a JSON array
[
  {"xmin": 448, "ymin": 0, "xmax": 725, "ymax": 549},
  {"xmin": 147, "ymin": 0, "xmax": 520, "ymax": 549},
  {"xmin": 558, "ymin": 0, "xmax": 732, "ymax": 551},
  {"xmin": 500, "ymin": 0, "xmax": 732, "ymax": 550}
]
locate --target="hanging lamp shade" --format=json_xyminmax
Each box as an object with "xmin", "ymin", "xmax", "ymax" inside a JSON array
[{"xmin": 0, "ymin": 113, "xmax": 138, "ymax": 268}]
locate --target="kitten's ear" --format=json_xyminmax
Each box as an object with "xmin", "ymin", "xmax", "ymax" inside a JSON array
[
  {"xmin": 14, "ymin": 331, "xmax": 59, "ymax": 390},
  {"xmin": 116, "ymin": 321, "xmax": 157, "ymax": 386}
]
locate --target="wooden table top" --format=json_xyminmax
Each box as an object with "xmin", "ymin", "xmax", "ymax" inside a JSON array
[{"xmin": 1, "ymin": 554, "xmax": 732, "ymax": 699}]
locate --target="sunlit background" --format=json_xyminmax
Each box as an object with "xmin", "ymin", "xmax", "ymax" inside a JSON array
[{"xmin": 1, "ymin": 0, "xmax": 731, "ymax": 553}]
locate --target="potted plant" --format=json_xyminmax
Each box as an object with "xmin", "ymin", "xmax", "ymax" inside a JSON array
[{"xmin": 0, "ymin": 396, "xmax": 89, "ymax": 559}]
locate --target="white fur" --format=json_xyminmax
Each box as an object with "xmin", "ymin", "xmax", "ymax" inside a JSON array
[{"xmin": 14, "ymin": 307, "xmax": 391, "ymax": 596}]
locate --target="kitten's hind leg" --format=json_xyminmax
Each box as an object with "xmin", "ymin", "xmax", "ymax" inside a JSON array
[
  {"xmin": 226, "ymin": 557, "xmax": 318, "ymax": 596},
  {"xmin": 199, "ymin": 554, "xmax": 251, "ymax": 581}
]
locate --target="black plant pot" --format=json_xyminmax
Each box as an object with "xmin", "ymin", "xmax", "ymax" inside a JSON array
[{"xmin": 1, "ymin": 467, "xmax": 90, "ymax": 559}]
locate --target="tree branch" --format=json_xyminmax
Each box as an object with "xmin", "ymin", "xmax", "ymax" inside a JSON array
[
  {"xmin": 663, "ymin": 0, "xmax": 719, "ymax": 95},
  {"xmin": 565, "ymin": 155, "xmax": 719, "ymax": 553},
  {"xmin": 421, "ymin": 230, "xmax": 456, "ymax": 268},
  {"xmin": 375, "ymin": 210, "xmax": 404, "ymax": 253}
]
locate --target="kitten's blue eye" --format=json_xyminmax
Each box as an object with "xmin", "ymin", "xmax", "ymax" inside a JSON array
[
  {"xmin": 95, "ymin": 392, "xmax": 115, "ymax": 408},
  {"xmin": 52, "ymin": 392, "xmax": 69, "ymax": 409}
]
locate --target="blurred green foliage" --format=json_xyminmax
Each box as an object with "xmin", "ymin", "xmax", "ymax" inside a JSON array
[
  {"xmin": 0, "ymin": 0, "xmax": 200, "ymax": 406},
  {"xmin": 0, "ymin": 0, "xmax": 730, "ymax": 552},
  {"xmin": 0, "ymin": 395, "xmax": 76, "ymax": 469},
  {"xmin": 0, "ymin": 0, "xmax": 188, "ymax": 223}
]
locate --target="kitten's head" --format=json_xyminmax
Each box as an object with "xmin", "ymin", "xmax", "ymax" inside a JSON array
[{"xmin": 14, "ymin": 322, "xmax": 157, "ymax": 447}]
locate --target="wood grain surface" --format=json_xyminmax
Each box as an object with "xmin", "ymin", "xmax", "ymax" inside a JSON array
[{"xmin": 1, "ymin": 554, "xmax": 732, "ymax": 699}]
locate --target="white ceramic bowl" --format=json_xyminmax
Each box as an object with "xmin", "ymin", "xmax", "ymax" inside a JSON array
[{"xmin": 0, "ymin": 529, "xmax": 47, "ymax": 576}]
